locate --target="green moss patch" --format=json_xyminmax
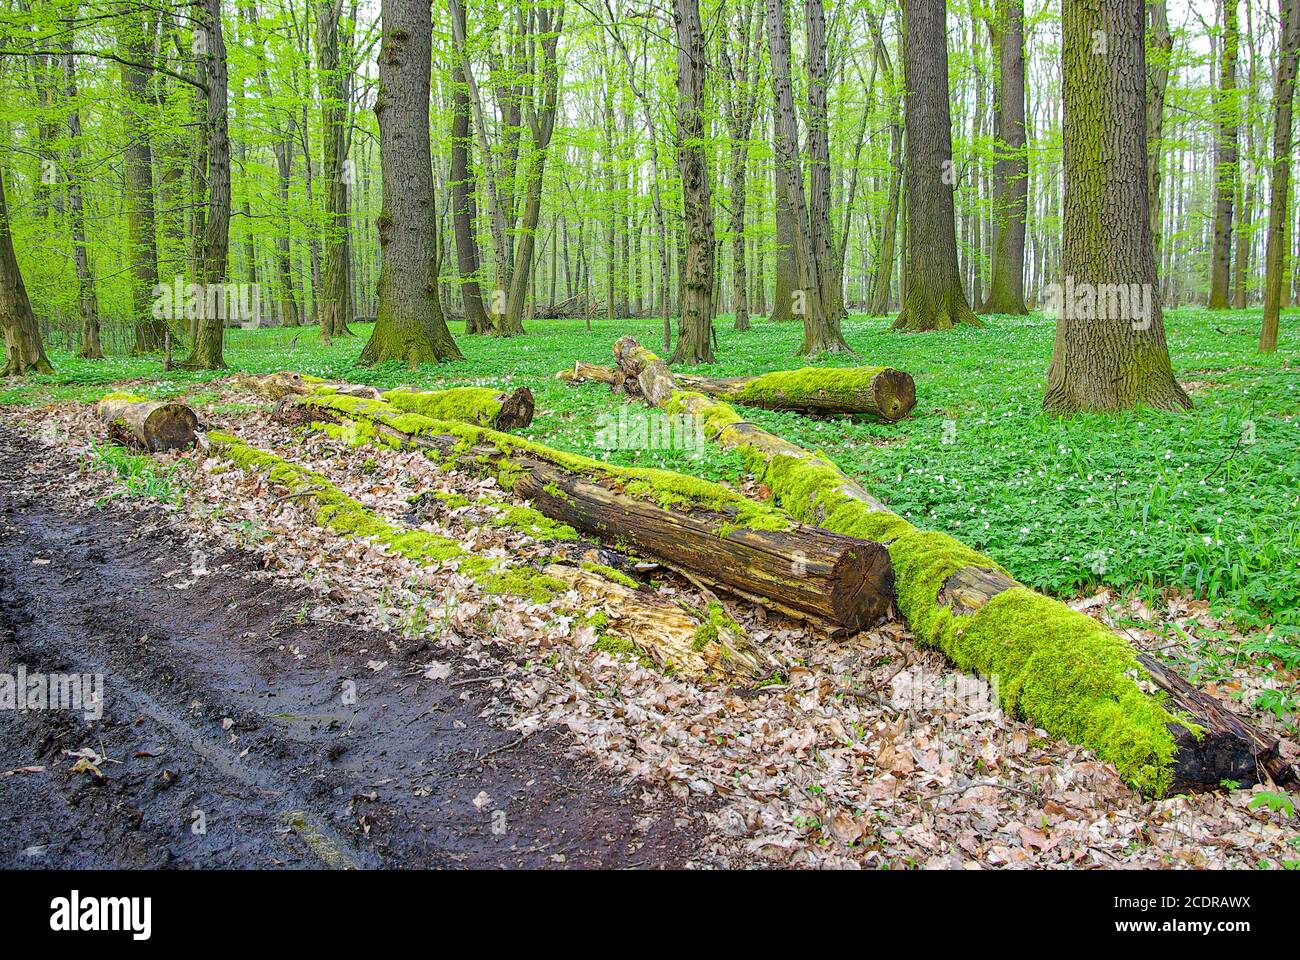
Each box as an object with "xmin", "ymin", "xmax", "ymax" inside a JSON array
[
  {"xmin": 382, "ymin": 386, "xmax": 505, "ymax": 426},
  {"xmin": 732, "ymin": 366, "xmax": 888, "ymax": 406},
  {"xmin": 580, "ymin": 561, "xmax": 639, "ymax": 589}
]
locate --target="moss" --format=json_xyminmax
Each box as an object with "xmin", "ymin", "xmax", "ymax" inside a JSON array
[
  {"xmin": 886, "ymin": 529, "xmax": 1186, "ymax": 797},
  {"xmin": 485, "ymin": 502, "xmax": 578, "ymax": 541},
  {"xmin": 692, "ymin": 601, "xmax": 742, "ymax": 651},
  {"xmin": 580, "ymin": 561, "xmax": 639, "ymax": 589},
  {"xmin": 594, "ymin": 633, "xmax": 638, "ymax": 657},
  {"xmin": 209, "ymin": 433, "xmax": 557, "ymax": 603},
  {"xmin": 382, "ymin": 386, "xmax": 505, "ymax": 426},
  {"xmin": 732, "ymin": 366, "xmax": 888, "ymax": 406},
  {"xmin": 432, "ymin": 491, "xmax": 472, "ymax": 509},
  {"xmin": 583, "ymin": 610, "xmax": 610, "ymax": 631},
  {"xmin": 306, "ymin": 392, "xmax": 793, "ymax": 531},
  {"xmin": 99, "ymin": 390, "xmax": 148, "ymax": 403}
]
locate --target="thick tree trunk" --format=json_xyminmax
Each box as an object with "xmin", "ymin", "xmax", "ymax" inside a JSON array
[
  {"xmin": 362, "ymin": 0, "xmax": 463, "ymax": 366},
  {"xmin": 1044, "ymin": 0, "xmax": 1190, "ymax": 412},
  {"xmin": 980, "ymin": 0, "xmax": 1029, "ymax": 315},
  {"xmin": 893, "ymin": 0, "xmax": 981, "ymax": 331},
  {"xmin": 318, "ymin": 0, "xmax": 355, "ymax": 340},
  {"xmin": 96, "ymin": 396, "xmax": 198, "ymax": 451},
  {"xmin": 1260, "ymin": 0, "xmax": 1300, "ymax": 352},
  {"xmin": 674, "ymin": 368, "xmax": 916, "ymax": 421},
  {"xmin": 118, "ymin": 11, "xmax": 167, "ymax": 354},
  {"xmin": 1208, "ymin": 0, "xmax": 1240, "ymax": 309},
  {"xmin": 180, "ymin": 0, "xmax": 230, "ymax": 370},
  {"xmin": 769, "ymin": 122, "xmax": 797, "ymax": 322},
  {"xmin": 670, "ymin": 0, "xmax": 716, "ymax": 364},
  {"xmin": 0, "ymin": 164, "xmax": 52, "ymax": 376}
]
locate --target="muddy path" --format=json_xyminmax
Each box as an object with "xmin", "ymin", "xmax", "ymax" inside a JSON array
[{"xmin": 0, "ymin": 424, "xmax": 713, "ymax": 868}]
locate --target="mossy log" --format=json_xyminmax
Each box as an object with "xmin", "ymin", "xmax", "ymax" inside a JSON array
[
  {"xmin": 236, "ymin": 372, "xmax": 534, "ymax": 430},
  {"xmin": 300, "ymin": 394, "xmax": 894, "ymax": 634},
  {"xmin": 95, "ymin": 395, "xmax": 198, "ymax": 451},
  {"xmin": 544, "ymin": 564, "xmax": 779, "ymax": 681},
  {"xmin": 599, "ymin": 338, "xmax": 1297, "ymax": 796},
  {"xmin": 674, "ymin": 368, "xmax": 915, "ymax": 421}
]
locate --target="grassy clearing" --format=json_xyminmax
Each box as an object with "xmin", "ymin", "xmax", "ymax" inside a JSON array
[{"xmin": 8, "ymin": 307, "xmax": 1298, "ymax": 642}]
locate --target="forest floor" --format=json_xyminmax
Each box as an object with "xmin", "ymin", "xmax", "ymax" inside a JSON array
[{"xmin": 2, "ymin": 307, "xmax": 1299, "ymax": 867}]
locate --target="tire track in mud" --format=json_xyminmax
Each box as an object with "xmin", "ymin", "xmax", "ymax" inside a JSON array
[{"xmin": 0, "ymin": 422, "xmax": 713, "ymax": 868}]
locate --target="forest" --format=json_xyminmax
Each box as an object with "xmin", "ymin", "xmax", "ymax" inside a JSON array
[{"xmin": 0, "ymin": 0, "xmax": 1297, "ymax": 875}]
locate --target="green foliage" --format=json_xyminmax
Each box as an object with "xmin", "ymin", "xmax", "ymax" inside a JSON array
[{"xmin": 88, "ymin": 442, "xmax": 183, "ymax": 505}]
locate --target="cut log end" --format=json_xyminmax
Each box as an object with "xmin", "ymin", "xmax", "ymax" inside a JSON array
[
  {"xmin": 871, "ymin": 369, "xmax": 917, "ymax": 422},
  {"xmin": 97, "ymin": 398, "xmax": 198, "ymax": 452}
]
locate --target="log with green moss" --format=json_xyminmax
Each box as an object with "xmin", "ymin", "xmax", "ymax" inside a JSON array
[
  {"xmin": 96, "ymin": 392, "xmax": 198, "ymax": 451},
  {"xmin": 236, "ymin": 372, "xmax": 534, "ymax": 430},
  {"xmin": 607, "ymin": 338, "xmax": 1295, "ymax": 796},
  {"xmin": 296, "ymin": 392, "xmax": 894, "ymax": 634},
  {"xmin": 205, "ymin": 431, "xmax": 771, "ymax": 680},
  {"xmin": 569, "ymin": 338, "xmax": 915, "ymax": 421}
]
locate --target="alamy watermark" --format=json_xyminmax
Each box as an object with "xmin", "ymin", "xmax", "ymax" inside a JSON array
[
  {"xmin": 0, "ymin": 666, "xmax": 103, "ymax": 721},
  {"xmin": 151, "ymin": 275, "xmax": 264, "ymax": 328},
  {"xmin": 594, "ymin": 407, "xmax": 705, "ymax": 454},
  {"xmin": 1042, "ymin": 276, "xmax": 1154, "ymax": 331}
]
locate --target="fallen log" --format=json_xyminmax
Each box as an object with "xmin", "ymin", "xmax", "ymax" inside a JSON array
[
  {"xmin": 601, "ymin": 338, "xmax": 1297, "ymax": 796},
  {"xmin": 206, "ymin": 432, "xmax": 766, "ymax": 680},
  {"xmin": 299, "ymin": 393, "xmax": 894, "ymax": 634},
  {"xmin": 674, "ymin": 367, "xmax": 915, "ymax": 421},
  {"xmin": 581, "ymin": 340, "xmax": 915, "ymax": 421},
  {"xmin": 234, "ymin": 372, "xmax": 534, "ymax": 430},
  {"xmin": 96, "ymin": 393, "xmax": 198, "ymax": 452}
]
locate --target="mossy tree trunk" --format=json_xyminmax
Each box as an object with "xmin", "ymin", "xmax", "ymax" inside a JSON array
[
  {"xmin": 0, "ymin": 164, "xmax": 53, "ymax": 377},
  {"xmin": 118, "ymin": 10, "xmax": 167, "ymax": 354},
  {"xmin": 768, "ymin": 104, "xmax": 796, "ymax": 323},
  {"xmin": 1260, "ymin": 0, "xmax": 1300, "ymax": 353},
  {"xmin": 670, "ymin": 0, "xmax": 716, "ymax": 364},
  {"xmin": 448, "ymin": 0, "xmax": 490, "ymax": 335},
  {"xmin": 1043, "ymin": 0, "xmax": 1189, "ymax": 413},
  {"xmin": 317, "ymin": 0, "xmax": 355, "ymax": 341},
  {"xmin": 980, "ymin": 0, "xmax": 1029, "ymax": 316},
  {"xmin": 893, "ymin": 0, "xmax": 981, "ymax": 332},
  {"xmin": 1145, "ymin": 0, "xmax": 1172, "ymax": 262},
  {"xmin": 1207, "ymin": 0, "xmax": 1240, "ymax": 310},
  {"xmin": 361, "ymin": 0, "xmax": 463, "ymax": 367},
  {"xmin": 181, "ymin": 0, "xmax": 230, "ymax": 371}
]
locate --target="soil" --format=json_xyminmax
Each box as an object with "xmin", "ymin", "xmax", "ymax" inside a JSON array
[{"xmin": 0, "ymin": 424, "xmax": 714, "ymax": 869}]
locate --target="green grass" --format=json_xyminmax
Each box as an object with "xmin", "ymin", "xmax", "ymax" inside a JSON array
[
  {"xmin": 7, "ymin": 307, "xmax": 1299, "ymax": 639},
  {"xmin": 87, "ymin": 441, "xmax": 185, "ymax": 506}
]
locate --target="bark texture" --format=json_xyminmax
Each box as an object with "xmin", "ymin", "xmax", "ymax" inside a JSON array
[
  {"xmin": 317, "ymin": 0, "xmax": 356, "ymax": 340},
  {"xmin": 96, "ymin": 397, "xmax": 198, "ymax": 451},
  {"xmin": 362, "ymin": 0, "xmax": 463, "ymax": 366},
  {"xmin": 1260, "ymin": 0, "xmax": 1300, "ymax": 352},
  {"xmin": 1207, "ymin": 0, "xmax": 1240, "ymax": 309},
  {"xmin": 980, "ymin": 0, "xmax": 1029, "ymax": 315},
  {"xmin": 0, "ymin": 164, "xmax": 52, "ymax": 376},
  {"xmin": 893, "ymin": 0, "xmax": 981, "ymax": 331},
  {"xmin": 1044, "ymin": 0, "xmax": 1190, "ymax": 412}
]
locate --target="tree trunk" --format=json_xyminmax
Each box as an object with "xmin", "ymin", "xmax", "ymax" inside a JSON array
[
  {"xmin": 893, "ymin": 0, "xmax": 981, "ymax": 331},
  {"xmin": 501, "ymin": 5, "xmax": 564, "ymax": 338},
  {"xmin": 980, "ymin": 0, "xmax": 1029, "ymax": 315},
  {"xmin": 63, "ymin": 44, "xmax": 101, "ymax": 358},
  {"xmin": 318, "ymin": 0, "xmax": 355, "ymax": 340},
  {"xmin": 1208, "ymin": 0, "xmax": 1240, "ymax": 309},
  {"xmin": 1044, "ymin": 0, "xmax": 1190, "ymax": 412},
  {"xmin": 1260, "ymin": 0, "xmax": 1300, "ymax": 352},
  {"xmin": 361, "ymin": 0, "xmax": 463, "ymax": 366},
  {"xmin": 180, "ymin": 0, "xmax": 230, "ymax": 370},
  {"xmin": 118, "ymin": 11, "xmax": 167, "ymax": 353},
  {"xmin": 0, "ymin": 164, "xmax": 52, "ymax": 376},
  {"xmin": 448, "ymin": 0, "xmax": 490, "ymax": 335},
  {"xmin": 769, "ymin": 109, "xmax": 796, "ymax": 322},
  {"xmin": 1146, "ymin": 0, "xmax": 1172, "ymax": 261},
  {"xmin": 669, "ymin": 0, "xmax": 716, "ymax": 364}
]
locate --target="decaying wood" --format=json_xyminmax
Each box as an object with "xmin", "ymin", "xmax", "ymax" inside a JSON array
[
  {"xmin": 674, "ymin": 368, "xmax": 915, "ymax": 421},
  {"xmin": 95, "ymin": 397, "xmax": 198, "ymax": 451},
  {"xmin": 302, "ymin": 397, "xmax": 894, "ymax": 634},
  {"xmin": 936, "ymin": 564, "xmax": 1296, "ymax": 794},
  {"xmin": 544, "ymin": 564, "xmax": 779, "ymax": 680},
  {"xmin": 238, "ymin": 372, "xmax": 534, "ymax": 430}
]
